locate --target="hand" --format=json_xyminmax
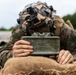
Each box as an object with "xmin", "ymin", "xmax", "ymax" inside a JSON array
[
  {"xmin": 57, "ymin": 50, "xmax": 74, "ymax": 64},
  {"xmin": 12, "ymin": 40, "xmax": 33, "ymax": 57}
]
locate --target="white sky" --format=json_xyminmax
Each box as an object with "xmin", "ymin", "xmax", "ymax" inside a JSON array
[{"xmin": 0, "ymin": 0, "xmax": 76, "ymax": 29}]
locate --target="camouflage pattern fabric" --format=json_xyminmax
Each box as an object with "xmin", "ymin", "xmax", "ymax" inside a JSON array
[{"xmin": 0, "ymin": 1, "xmax": 76, "ymax": 68}]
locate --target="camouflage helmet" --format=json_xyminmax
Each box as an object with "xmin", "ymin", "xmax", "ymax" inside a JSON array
[{"xmin": 17, "ymin": 1, "xmax": 56, "ymax": 34}]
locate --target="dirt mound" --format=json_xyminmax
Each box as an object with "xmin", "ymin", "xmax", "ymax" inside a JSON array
[{"xmin": 0, "ymin": 56, "xmax": 76, "ymax": 75}]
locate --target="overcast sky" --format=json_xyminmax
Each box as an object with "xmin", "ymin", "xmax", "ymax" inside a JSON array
[{"xmin": 0, "ymin": 0, "xmax": 76, "ymax": 29}]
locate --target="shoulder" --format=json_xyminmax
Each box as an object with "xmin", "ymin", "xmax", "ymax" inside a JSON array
[{"xmin": 54, "ymin": 15, "xmax": 64, "ymax": 24}]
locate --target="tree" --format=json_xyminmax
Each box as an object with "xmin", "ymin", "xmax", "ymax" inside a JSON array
[{"xmin": 63, "ymin": 13, "xmax": 76, "ymax": 29}]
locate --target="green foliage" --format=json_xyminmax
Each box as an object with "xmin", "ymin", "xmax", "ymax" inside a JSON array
[
  {"xmin": 0, "ymin": 24, "xmax": 19, "ymax": 31},
  {"xmin": 0, "ymin": 27, "xmax": 7, "ymax": 31},
  {"xmin": 8, "ymin": 27, "xmax": 15, "ymax": 31},
  {"xmin": 63, "ymin": 12, "xmax": 76, "ymax": 29}
]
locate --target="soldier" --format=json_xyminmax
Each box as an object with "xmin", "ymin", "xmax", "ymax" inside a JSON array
[{"xmin": 0, "ymin": 1, "xmax": 75, "ymax": 68}]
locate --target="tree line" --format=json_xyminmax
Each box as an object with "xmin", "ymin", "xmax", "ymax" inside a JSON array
[
  {"xmin": 0, "ymin": 25, "xmax": 19, "ymax": 31},
  {"xmin": 63, "ymin": 12, "xmax": 76, "ymax": 28},
  {"xmin": 0, "ymin": 12, "xmax": 76, "ymax": 31}
]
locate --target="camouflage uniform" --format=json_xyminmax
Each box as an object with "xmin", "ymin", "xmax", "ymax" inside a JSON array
[{"xmin": 0, "ymin": 1, "xmax": 76, "ymax": 68}]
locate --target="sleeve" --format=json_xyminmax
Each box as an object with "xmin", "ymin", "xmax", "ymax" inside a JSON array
[
  {"xmin": 0, "ymin": 24, "xmax": 26, "ymax": 68},
  {"xmin": 54, "ymin": 15, "xmax": 76, "ymax": 59},
  {"xmin": 60, "ymin": 22, "xmax": 76, "ymax": 61}
]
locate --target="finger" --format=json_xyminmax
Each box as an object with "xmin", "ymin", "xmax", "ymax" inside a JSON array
[
  {"xmin": 62, "ymin": 55, "xmax": 74, "ymax": 64},
  {"xmin": 13, "ymin": 45, "xmax": 33, "ymax": 50},
  {"xmin": 67, "ymin": 56, "xmax": 74, "ymax": 63},
  {"xmin": 57, "ymin": 50, "xmax": 65, "ymax": 62},
  {"xmin": 59, "ymin": 50, "xmax": 69, "ymax": 64},
  {"xmin": 15, "ymin": 40, "xmax": 30, "ymax": 45},
  {"xmin": 61, "ymin": 53, "xmax": 71, "ymax": 64},
  {"xmin": 13, "ymin": 49, "xmax": 33, "ymax": 54},
  {"xmin": 13, "ymin": 49, "xmax": 33, "ymax": 57},
  {"xmin": 17, "ymin": 52, "xmax": 31, "ymax": 57}
]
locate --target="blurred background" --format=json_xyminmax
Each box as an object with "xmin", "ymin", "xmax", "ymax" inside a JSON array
[{"xmin": 0, "ymin": 0, "xmax": 76, "ymax": 42}]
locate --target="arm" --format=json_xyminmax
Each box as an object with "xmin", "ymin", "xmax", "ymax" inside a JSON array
[
  {"xmin": 59, "ymin": 21, "xmax": 76, "ymax": 63},
  {"xmin": 0, "ymin": 24, "xmax": 27, "ymax": 67},
  {"xmin": 50, "ymin": 15, "xmax": 76, "ymax": 63}
]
